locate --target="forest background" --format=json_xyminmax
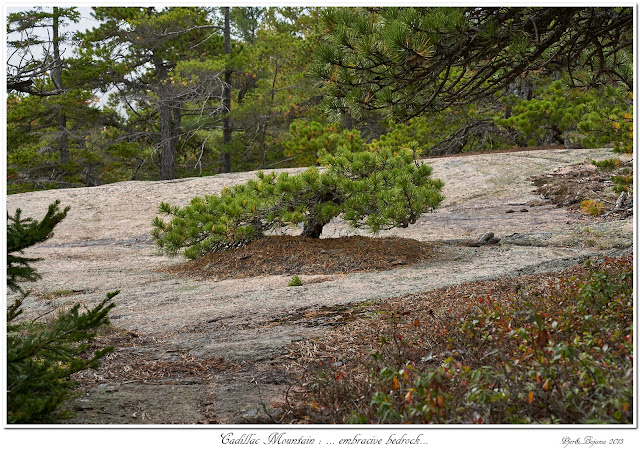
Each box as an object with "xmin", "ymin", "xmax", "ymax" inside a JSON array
[{"xmin": 5, "ymin": 6, "xmax": 633, "ymax": 194}]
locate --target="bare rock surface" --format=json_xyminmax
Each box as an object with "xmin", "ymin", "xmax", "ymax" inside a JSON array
[{"xmin": 6, "ymin": 147, "xmax": 633, "ymax": 424}]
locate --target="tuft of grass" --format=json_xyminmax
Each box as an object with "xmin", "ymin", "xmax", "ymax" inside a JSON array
[
  {"xmin": 580, "ymin": 199, "xmax": 604, "ymax": 216},
  {"xmin": 288, "ymin": 275, "xmax": 303, "ymax": 287}
]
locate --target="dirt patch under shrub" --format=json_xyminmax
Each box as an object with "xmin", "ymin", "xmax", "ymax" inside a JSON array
[
  {"xmin": 164, "ymin": 235, "xmax": 433, "ymax": 281},
  {"xmin": 531, "ymin": 160, "xmax": 632, "ymax": 218}
]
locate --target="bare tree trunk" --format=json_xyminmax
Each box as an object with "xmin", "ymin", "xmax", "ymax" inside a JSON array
[
  {"xmin": 154, "ymin": 52, "xmax": 176, "ymax": 180},
  {"xmin": 301, "ymin": 218, "xmax": 324, "ymax": 239},
  {"xmin": 52, "ymin": 7, "xmax": 69, "ymax": 165},
  {"xmin": 159, "ymin": 102, "xmax": 175, "ymax": 180},
  {"xmin": 171, "ymin": 107, "xmax": 182, "ymax": 164},
  {"xmin": 153, "ymin": 40, "xmax": 179, "ymax": 181},
  {"xmin": 344, "ymin": 110, "xmax": 353, "ymax": 130},
  {"xmin": 257, "ymin": 56, "xmax": 279, "ymax": 169},
  {"xmin": 220, "ymin": 7, "xmax": 233, "ymax": 173},
  {"xmin": 258, "ymin": 123, "xmax": 267, "ymax": 168}
]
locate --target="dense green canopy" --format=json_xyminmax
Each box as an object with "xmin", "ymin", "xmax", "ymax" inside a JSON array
[{"xmin": 6, "ymin": 6, "xmax": 633, "ymax": 193}]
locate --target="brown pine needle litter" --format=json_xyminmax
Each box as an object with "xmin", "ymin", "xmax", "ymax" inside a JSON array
[{"xmin": 164, "ymin": 235, "xmax": 434, "ymax": 281}]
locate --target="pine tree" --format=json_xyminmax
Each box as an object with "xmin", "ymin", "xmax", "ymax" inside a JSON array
[
  {"xmin": 6, "ymin": 7, "xmax": 80, "ymax": 97},
  {"xmin": 7, "ymin": 201, "xmax": 117, "ymax": 423},
  {"xmin": 153, "ymin": 142, "xmax": 444, "ymax": 259},
  {"xmin": 78, "ymin": 7, "xmax": 227, "ymax": 180},
  {"xmin": 282, "ymin": 120, "xmax": 363, "ymax": 166},
  {"xmin": 231, "ymin": 23, "xmax": 322, "ymax": 170},
  {"xmin": 6, "ymin": 7, "xmax": 124, "ymax": 192}
]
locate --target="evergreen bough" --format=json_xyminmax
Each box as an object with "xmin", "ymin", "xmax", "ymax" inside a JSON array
[
  {"xmin": 7, "ymin": 200, "xmax": 69, "ymax": 292},
  {"xmin": 312, "ymin": 8, "xmax": 632, "ymax": 122},
  {"xmin": 152, "ymin": 144, "xmax": 444, "ymax": 259},
  {"xmin": 7, "ymin": 201, "xmax": 117, "ymax": 423}
]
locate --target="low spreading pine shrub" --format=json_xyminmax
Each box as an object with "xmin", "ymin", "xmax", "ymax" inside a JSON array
[
  {"xmin": 591, "ymin": 158, "xmax": 622, "ymax": 170},
  {"xmin": 153, "ymin": 144, "xmax": 444, "ymax": 259}
]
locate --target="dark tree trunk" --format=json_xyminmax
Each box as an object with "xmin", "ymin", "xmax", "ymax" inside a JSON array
[
  {"xmin": 159, "ymin": 102, "xmax": 175, "ymax": 180},
  {"xmin": 52, "ymin": 7, "xmax": 69, "ymax": 165},
  {"xmin": 56, "ymin": 113, "xmax": 69, "ymax": 165},
  {"xmin": 171, "ymin": 107, "xmax": 182, "ymax": 161},
  {"xmin": 301, "ymin": 218, "xmax": 324, "ymax": 239},
  {"xmin": 220, "ymin": 7, "xmax": 233, "ymax": 173},
  {"xmin": 258, "ymin": 123, "xmax": 267, "ymax": 168},
  {"xmin": 257, "ymin": 56, "xmax": 279, "ymax": 169},
  {"xmin": 551, "ymin": 124, "xmax": 564, "ymax": 145},
  {"xmin": 344, "ymin": 110, "xmax": 353, "ymax": 130},
  {"xmin": 154, "ymin": 47, "xmax": 177, "ymax": 180}
]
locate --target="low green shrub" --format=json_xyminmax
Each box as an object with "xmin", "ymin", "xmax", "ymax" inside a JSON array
[
  {"xmin": 611, "ymin": 174, "xmax": 633, "ymax": 195},
  {"xmin": 301, "ymin": 256, "xmax": 633, "ymax": 424},
  {"xmin": 591, "ymin": 158, "xmax": 622, "ymax": 170},
  {"xmin": 288, "ymin": 276, "xmax": 303, "ymax": 287},
  {"xmin": 590, "ymin": 159, "xmax": 632, "ymax": 196},
  {"xmin": 580, "ymin": 199, "xmax": 605, "ymax": 216}
]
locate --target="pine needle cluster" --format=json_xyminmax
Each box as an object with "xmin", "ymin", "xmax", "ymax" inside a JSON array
[{"xmin": 312, "ymin": 7, "xmax": 632, "ymax": 122}]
